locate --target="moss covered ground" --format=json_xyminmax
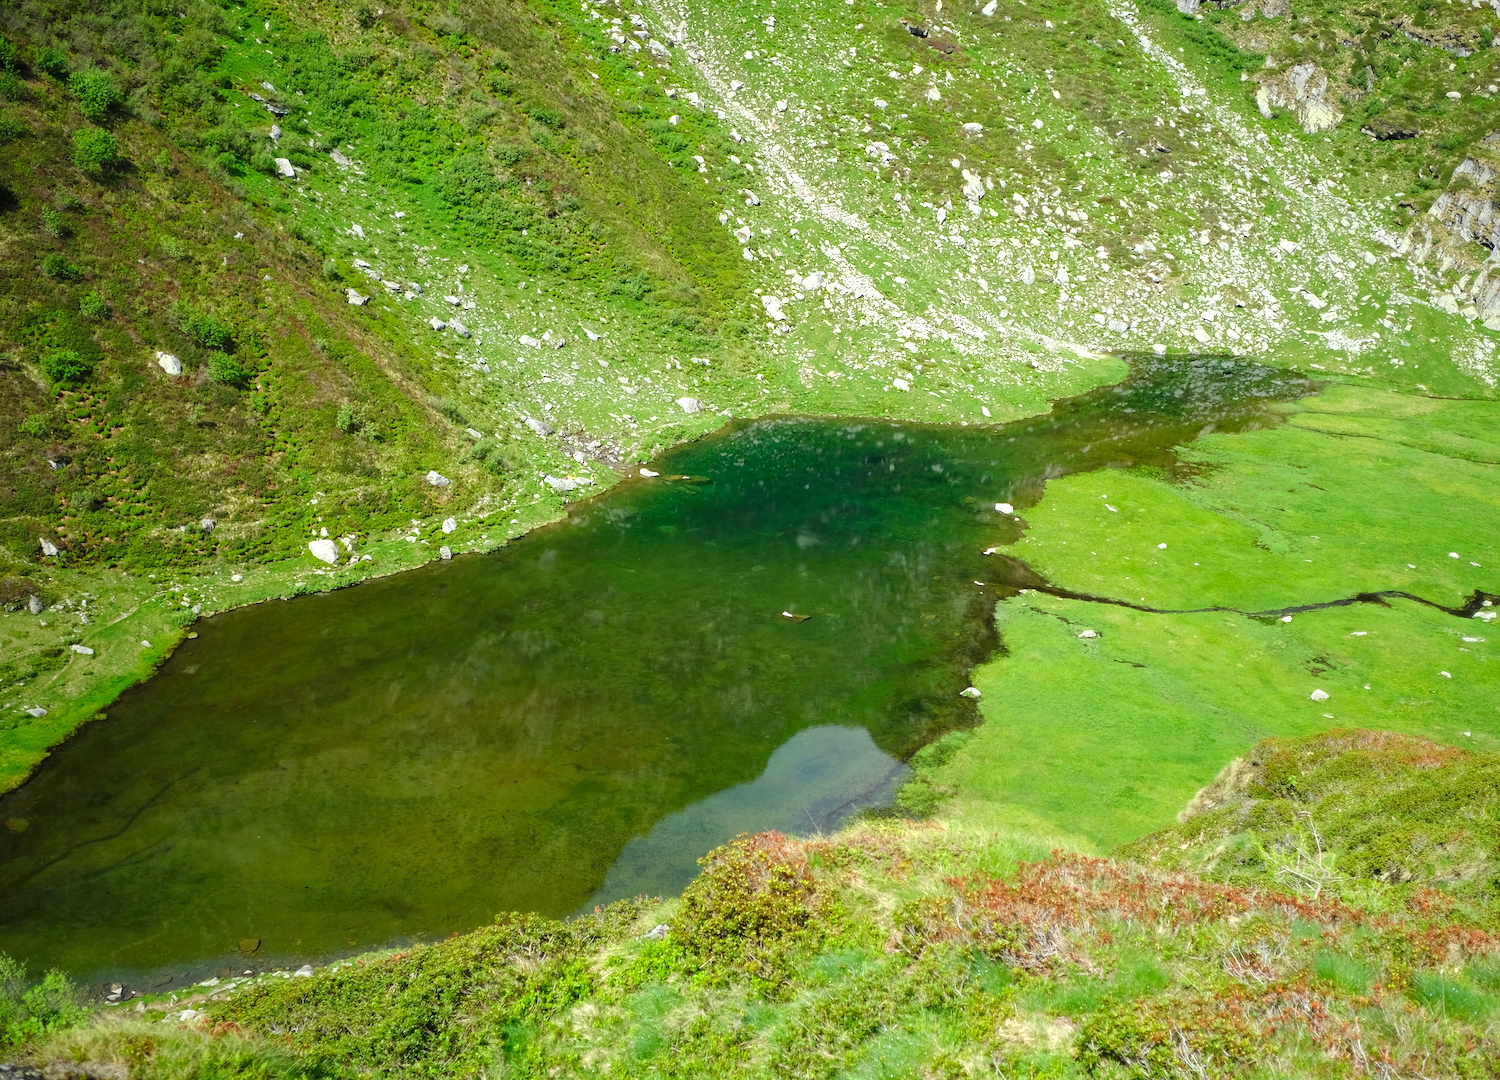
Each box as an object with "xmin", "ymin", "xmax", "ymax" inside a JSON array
[{"xmin": 917, "ymin": 383, "xmax": 1499, "ymax": 848}]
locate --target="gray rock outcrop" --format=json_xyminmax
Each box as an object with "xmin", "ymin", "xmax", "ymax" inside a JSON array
[{"xmin": 1256, "ymin": 62, "xmax": 1342, "ymax": 133}]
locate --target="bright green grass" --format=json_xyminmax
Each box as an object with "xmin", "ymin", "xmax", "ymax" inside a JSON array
[{"xmin": 934, "ymin": 384, "xmax": 1500, "ymax": 848}]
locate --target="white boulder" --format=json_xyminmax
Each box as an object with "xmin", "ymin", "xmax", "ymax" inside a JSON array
[
  {"xmin": 426, "ymin": 470, "xmax": 451, "ymax": 487},
  {"xmin": 155, "ymin": 351, "xmax": 182, "ymax": 375},
  {"xmin": 275, "ymin": 158, "xmax": 296, "ymax": 178},
  {"xmin": 308, "ymin": 539, "xmax": 339, "ymax": 564},
  {"xmin": 676, "ymin": 397, "xmax": 704, "ymax": 414}
]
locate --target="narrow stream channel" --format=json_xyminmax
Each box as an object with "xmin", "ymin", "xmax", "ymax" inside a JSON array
[{"xmin": 0, "ymin": 358, "xmax": 1310, "ymax": 987}]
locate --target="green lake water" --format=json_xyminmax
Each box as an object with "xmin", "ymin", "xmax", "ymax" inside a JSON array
[{"xmin": 0, "ymin": 359, "xmax": 1309, "ymax": 988}]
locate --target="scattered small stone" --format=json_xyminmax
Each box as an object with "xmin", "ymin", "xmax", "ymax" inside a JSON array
[
  {"xmin": 231, "ymin": 574, "xmax": 243, "ymax": 582},
  {"xmin": 519, "ymin": 334, "xmax": 542, "ymax": 348},
  {"xmin": 1440, "ymin": 671, "xmax": 1452, "ymax": 678},
  {"xmin": 331, "ymin": 149, "xmax": 351, "ymax": 165},
  {"xmin": 1078, "ymin": 629, "xmax": 1098, "ymax": 639},
  {"xmin": 996, "ymin": 502, "xmax": 1013, "ymax": 514},
  {"xmin": 444, "ymin": 295, "xmax": 462, "ymax": 307},
  {"xmin": 1310, "ymin": 689, "xmax": 1330, "ymax": 701},
  {"xmin": 892, "ymin": 378, "xmax": 910, "ymax": 391},
  {"xmin": 201, "ymin": 518, "xmax": 216, "ymax": 533},
  {"xmin": 426, "ymin": 470, "xmax": 451, "ymax": 487},
  {"xmin": 1157, "ymin": 543, "xmax": 1167, "ymax": 550},
  {"xmin": 70, "ymin": 644, "xmax": 94, "ymax": 655},
  {"xmin": 960, "ymin": 686, "xmax": 982, "ymax": 699},
  {"xmin": 640, "ymin": 468, "xmax": 659, "ymax": 477},
  {"xmin": 451, "ymin": 321, "xmax": 471, "ymax": 338},
  {"xmin": 25, "ymin": 707, "xmax": 46, "ymax": 718},
  {"xmin": 1280, "ymin": 615, "xmax": 1293, "ymax": 623}
]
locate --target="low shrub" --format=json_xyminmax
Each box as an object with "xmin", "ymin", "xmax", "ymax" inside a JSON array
[
  {"xmin": 170, "ymin": 301, "xmax": 233, "ymax": 350},
  {"xmin": 78, "ymin": 292, "xmax": 109, "ymax": 320},
  {"xmin": 67, "ymin": 67, "xmax": 120, "ymax": 122},
  {"xmin": 38, "ymin": 347, "xmax": 93, "ymax": 386},
  {"xmin": 208, "ymin": 350, "xmax": 250, "ymax": 387},
  {"xmin": 33, "ymin": 46, "xmax": 68, "ymax": 80},
  {"xmin": 0, "ymin": 72, "xmax": 26, "ymax": 103},
  {"xmin": 41, "ymin": 253, "xmax": 83, "ymax": 280},
  {"xmin": 70, "ymin": 126, "xmax": 119, "ymax": 173},
  {"xmin": 0, "ymin": 955, "xmax": 86, "ymax": 1051},
  {"xmin": 41, "ymin": 209, "xmax": 68, "ymax": 238}
]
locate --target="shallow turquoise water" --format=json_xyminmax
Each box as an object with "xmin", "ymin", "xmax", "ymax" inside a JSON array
[{"xmin": 0, "ymin": 359, "xmax": 1308, "ymax": 988}]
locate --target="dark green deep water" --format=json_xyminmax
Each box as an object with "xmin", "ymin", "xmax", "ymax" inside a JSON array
[{"xmin": 0, "ymin": 360, "xmax": 1308, "ymax": 987}]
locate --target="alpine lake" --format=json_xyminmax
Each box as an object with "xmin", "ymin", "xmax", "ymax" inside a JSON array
[{"xmin": 0, "ymin": 358, "xmax": 1311, "ymax": 988}]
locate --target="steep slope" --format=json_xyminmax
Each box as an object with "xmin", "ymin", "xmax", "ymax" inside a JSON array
[{"xmin": 1, "ymin": 0, "xmax": 1498, "ymax": 777}]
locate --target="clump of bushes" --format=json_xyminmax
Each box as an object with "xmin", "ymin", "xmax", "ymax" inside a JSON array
[
  {"xmin": 78, "ymin": 292, "xmax": 109, "ymax": 320},
  {"xmin": 170, "ymin": 301, "xmax": 234, "ymax": 350},
  {"xmin": 38, "ymin": 348, "xmax": 94, "ymax": 386},
  {"xmin": 41, "ymin": 253, "xmax": 83, "ymax": 280},
  {"xmin": 208, "ymin": 350, "xmax": 249, "ymax": 387},
  {"xmin": 33, "ymin": 46, "xmax": 68, "ymax": 80},
  {"xmin": 70, "ymin": 127, "xmax": 119, "ymax": 173},
  {"xmin": 672, "ymin": 832, "xmax": 827, "ymax": 992},
  {"xmin": 67, "ymin": 67, "xmax": 120, "ymax": 122},
  {"xmin": 0, "ymin": 955, "xmax": 85, "ymax": 1051}
]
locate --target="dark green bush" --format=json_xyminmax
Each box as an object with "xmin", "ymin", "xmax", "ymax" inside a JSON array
[
  {"xmin": 41, "ymin": 253, "xmax": 83, "ymax": 280},
  {"xmin": 17, "ymin": 414, "xmax": 49, "ymax": 438},
  {"xmin": 529, "ymin": 107, "xmax": 565, "ymax": 129},
  {"xmin": 0, "ymin": 72, "xmax": 26, "ymax": 102},
  {"xmin": 33, "ymin": 46, "xmax": 68, "ymax": 79},
  {"xmin": 0, "ymin": 112, "xmax": 24, "ymax": 141},
  {"xmin": 67, "ymin": 67, "xmax": 121, "ymax": 121},
  {"xmin": 492, "ymin": 141, "xmax": 529, "ymax": 168},
  {"xmin": 71, "ymin": 126, "xmax": 119, "ymax": 173},
  {"xmin": 0, "ymin": 40, "xmax": 18, "ymax": 74},
  {"xmin": 207, "ymin": 351, "xmax": 249, "ymax": 387},
  {"xmin": 38, "ymin": 347, "xmax": 93, "ymax": 386},
  {"xmin": 170, "ymin": 302, "xmax": 234, "ymax": 350},
  {"xmin": 42, "ymin": 209, "xmax": 68, "ymax": 238}
]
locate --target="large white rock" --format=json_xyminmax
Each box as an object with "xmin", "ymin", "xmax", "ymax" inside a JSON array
[
  {"xmin": 426, "ymin": 470, "xmax": 451, "ymax": 487},
  {"xmin": 308, "ymin": 539, "xmax": 339, "ymax": 564},
  {"xmin": 70, "ymin": 644, "xmax": 94, "ymax": 655},
  {"xmin": 346, "ymin": 289, "xmax": 370, "ymax": 306},
  {"xmin": 544, "ymin": 475, "xmax": 581, "ymax": 492},
  {"xmin": 429, "ymin": 317, "xmax": 447, "ymax": 331},
  {"xmin": 675, "ymin": 396, "xmax": 704, "ymax": 414},
  {"xmin": 275, "ymin": 158, "xmax": 296, "ymax": 178},
  {"xmin": 1310, "ymin": 688, "xmax": 1330, "ymax": 702},
  {"xmin": 441, "ymin": 517, "xmax": 457, "ymax": 534},
  {"xmin": 38, "ymin": 537, "xmax": 59, "ymax": 557},
  {"xmin": 155, "ymin": 351, "xmax": 182, "ymax": 375},
  {"xmin": 525, "ymin": 417, "xmax": 554, "ymax": 436},
  {"xmin": 761, "ymin": 295, "xmax": 787, "ymax": 321}
]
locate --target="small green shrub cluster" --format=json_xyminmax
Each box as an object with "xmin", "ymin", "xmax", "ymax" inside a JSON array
[
  {"xmin": 41, "ymin": 252, "xmax": 82, "ymax": 280},
  {"xmin": 67, "ymin": 67, "xmax": 121, "ymax": 121},
  {"xmin": 70, "ymin": 126, "xmax": 119, "ymax": 172},
  {"xmin": 0, "ymin": 954, "xmax": 86, "ymax": 1051},
  {"xmin": 38, "ymin": 347, "xmax": 94, "ymax": 386}
]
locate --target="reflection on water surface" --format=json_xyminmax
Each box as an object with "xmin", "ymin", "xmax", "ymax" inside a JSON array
[{"xmin": 0, "ymin": 359, "xmax": 1309, "ymax": 984}]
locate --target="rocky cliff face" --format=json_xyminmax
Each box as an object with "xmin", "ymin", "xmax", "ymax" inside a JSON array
[
  {"xmin": 1403, "ymin": 134, "xmax": 1500, "ymax": 328},
  {"xmin": 1256, "ymin": 60, "xmax": 1343, "ymax": 133}
]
